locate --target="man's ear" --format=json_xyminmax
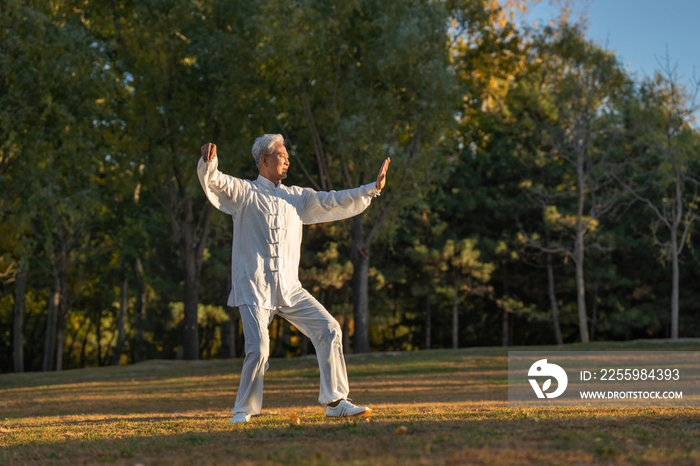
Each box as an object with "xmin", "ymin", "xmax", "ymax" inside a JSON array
[{"xmin": 261, "ymin": 155, "xmax": 268, "ymax": 167}]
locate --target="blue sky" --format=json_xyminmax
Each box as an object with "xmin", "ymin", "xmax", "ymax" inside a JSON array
[{"xmin": 519, "ymin": 0, "xmax": 700, "ymax": 85}]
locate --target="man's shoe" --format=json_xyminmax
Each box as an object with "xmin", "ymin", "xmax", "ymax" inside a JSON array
[
  {"xmin": 229, "ymin": 412, "xmax": 251, "ymax": 423},
  {"xmin": 325, "ymin": 399, "xmax": 371, "ymax": 417}
]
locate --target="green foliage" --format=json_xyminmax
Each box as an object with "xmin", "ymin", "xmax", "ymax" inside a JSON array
[
  {"xmin": 169, "ymin": 302, "xmax": 229, "ymax": 327},
  {"xmin": 2, "ymin": 1, "xmax": 700, "ymax": 372}
]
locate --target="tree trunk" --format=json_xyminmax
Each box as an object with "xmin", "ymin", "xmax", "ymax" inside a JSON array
[
  {"xmin": 452, "ymin": 292, "xmax": 459, "ymax": 349},
  {"xmin": 342, "ymin": 290, "xmax": 350, "ymax": 354},
  {"xmin": 42, "ymin": 281, "xmax": 60, "ymax": 371},
  {"xmin": 508, "ymin": 313, "xmax": 514, "ymax": 346},
  {"xmin": 231, "ymin": 313, "xmax": 238, "ymax": 358},
  {"xmin": 342, "ymin": 317, "xmax": 350, "ymax": 354},
  {"xmin": 391, "ymin": 296, "xmax": 398, "ymax": 350},
  {"xmin": 55, "ymin": 266, "xmax": 69, "ymax": 371},
  {"xmin": 574, "ymin": 240, "xmax": 589, "ymax": 343},
  {"xmin": 590, "ymin": 286, "xmax": 599, "ymax": 341},
  {"xmin": 574, "ymin": 150, "xmax": 590, "ymax": 343},
  {"xmin": 177, "ymin": 200, "xmax": 212, "ymax": 360},
  {"xmin": 220, "ymin": 265, "xmax": 237, "ymax": 359},
  {"xmin": 95, "ymin": 308, "xmax": 103, "ymax": 366},
  {"xmin": 274, "ymin": 320, "xmax": 290, "ymax": 358},
  {"xmin": 547, "ymin": 254, "xmax": 564, "ymax": 345},
  {"xmin": 182, "ymin": 246, "xmax": 199, "ymax": 360},
  {"xmin": 204, "ymin": 320, "xmax": 215, "ymax": 360},
  {"xmin": 502, "ymin": 270, "xmax": 510, "ymax": 347},
  {"xmin": 671, "ymin": 229, "xmax": 680, "ymax": 339},
  {"xmin": 301, "ymin": 334, "xmax": 309, "ymax": 356},
  {"xmin": 111, "ymin": 277, "xmax": 128, "ymax": 365},
  {"xmin": 221, "ymin": 307, "xmax": 237, "ymax": 358},
  {"xmin": 80, "ymin": 318, "xmax": 92, "ymax": 367},
  {"xmin": 350, "ymin": 213, "xmax": 370, "ymax": 353},
  {"xmin": 133, "ymin": 257, "xmax": 147, "ymax": 361},
  {"xmin": 13, "ymin": 259, "xmax": 27, "ymax": 373},
  {"xmin": 668, "ymin": 131, "xmax": 684, "ymax": 340},
  {"xmin": 425, "ymin": 295, "xmax": 431, "ymax": 350}
]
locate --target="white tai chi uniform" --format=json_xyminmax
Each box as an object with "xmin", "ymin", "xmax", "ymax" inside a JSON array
[{"xmin": 197, "ymin": 157, "xmax": 379, "ymax": 415}]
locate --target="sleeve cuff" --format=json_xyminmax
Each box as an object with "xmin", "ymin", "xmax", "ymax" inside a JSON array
[
  {"xmin": 198, "ymin": 156, "xmax": 218, "ymax": 172},
  {"xmin": 361, "ymin": 182, "xmax": 381, "ymax": 198}
]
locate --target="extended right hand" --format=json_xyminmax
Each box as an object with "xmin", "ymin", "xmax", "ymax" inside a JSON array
[{"xmin": 201, "ymin": 143, "xmax": 217, "ymax": 162}]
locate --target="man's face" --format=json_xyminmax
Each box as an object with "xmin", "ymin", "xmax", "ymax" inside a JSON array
[{"xmin": 262, "ymin": 143, "xmax": 290, "ymax": 180}]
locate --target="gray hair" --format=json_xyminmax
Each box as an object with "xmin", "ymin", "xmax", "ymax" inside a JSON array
[{"xmin": 251, "ymin": 134, "xmax": 284, "ymax": 168}]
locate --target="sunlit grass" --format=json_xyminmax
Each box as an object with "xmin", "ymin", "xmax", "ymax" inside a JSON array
[{"xmin": 2, "ymin": 342, "xmax": 700, "ymax": 465}]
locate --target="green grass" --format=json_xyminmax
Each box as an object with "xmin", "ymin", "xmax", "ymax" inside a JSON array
[{"xmin": 2, "ymin": 341, "xmax": 700, "ymax": 465}]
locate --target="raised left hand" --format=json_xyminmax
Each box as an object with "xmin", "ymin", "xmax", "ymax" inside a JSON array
[
  {"xmin": 375, "ymin": 157, "xmax": 391, "ymax": 192},
  {"xmin": 201, "ymin": 142, "xmax": 217, "ymax": 162}
]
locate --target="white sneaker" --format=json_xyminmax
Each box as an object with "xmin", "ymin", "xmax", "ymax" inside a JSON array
[
  {"xmin": 229, "ymin": 412, "xmax": 251, "ymax": 423},
  {"xmin": 325, "ymin": 399, "xmax": 371, "ymax": 417}
]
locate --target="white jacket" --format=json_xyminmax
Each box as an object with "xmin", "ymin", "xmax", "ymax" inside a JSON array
[{"xmin": 197, "ymin": 156, "xmax": 379, "ymax": 309}]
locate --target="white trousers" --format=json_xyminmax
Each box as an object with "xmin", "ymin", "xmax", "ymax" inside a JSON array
[{"xmin": 232, "ymin": 288, "xmax": 350, "ymax": 415}]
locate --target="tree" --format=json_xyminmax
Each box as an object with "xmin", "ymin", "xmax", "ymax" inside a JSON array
[
  {"xmin": 411, "ymin": 237, "xmax": 494, "ymax": 349},
  {"xmin": 518, "ymin": 22, "xmax": 629, "ymax": 342},
  {"xmin": 83, "ymin": 0, "xmax": 262, "ymax": 359},
  {"xmin": 12, "ymin": 258, "xmax": 28, "ymax": 371},
  {"xmin": 615, "ymin": 64, "xmax": 700, "ymax": 339},
  {"xmin": 255, "ymin": 0, "xmax": 457, "ymax": 352},
  {"xmin": 0, "ymin": 1, "xmax": 117, "ymax": 370},
  {"xmin": 445, "ymin": 0, "xmax": 545, "ymax": 347}
]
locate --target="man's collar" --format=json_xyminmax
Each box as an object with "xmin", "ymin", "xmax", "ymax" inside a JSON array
[{"xmin": 256, "ymin": 174, "xmax": 282, "ymax": 190}]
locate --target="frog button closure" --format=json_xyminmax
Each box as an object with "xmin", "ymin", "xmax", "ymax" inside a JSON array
[{"xmin": 267, "ymin": 193, "xmax": 286, "ymax": 273}]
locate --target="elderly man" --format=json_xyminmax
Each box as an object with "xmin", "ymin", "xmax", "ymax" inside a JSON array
[{"xmin": 197, "ymin": 134, "xmax": 390, "ymax": 423}]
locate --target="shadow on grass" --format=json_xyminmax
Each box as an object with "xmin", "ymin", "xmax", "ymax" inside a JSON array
[
  {"xmin": 5, "ymin": 411, "xmax": 700, "ymax": 465},
  {"xmin": 14, "ymin": 415, "xmax": 227, "ymax": 428}
]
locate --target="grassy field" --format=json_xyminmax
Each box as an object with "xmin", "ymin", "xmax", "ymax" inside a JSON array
[{"xmin": 2, "ymin": 341, "xmax": 700, "ymax": 465}]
